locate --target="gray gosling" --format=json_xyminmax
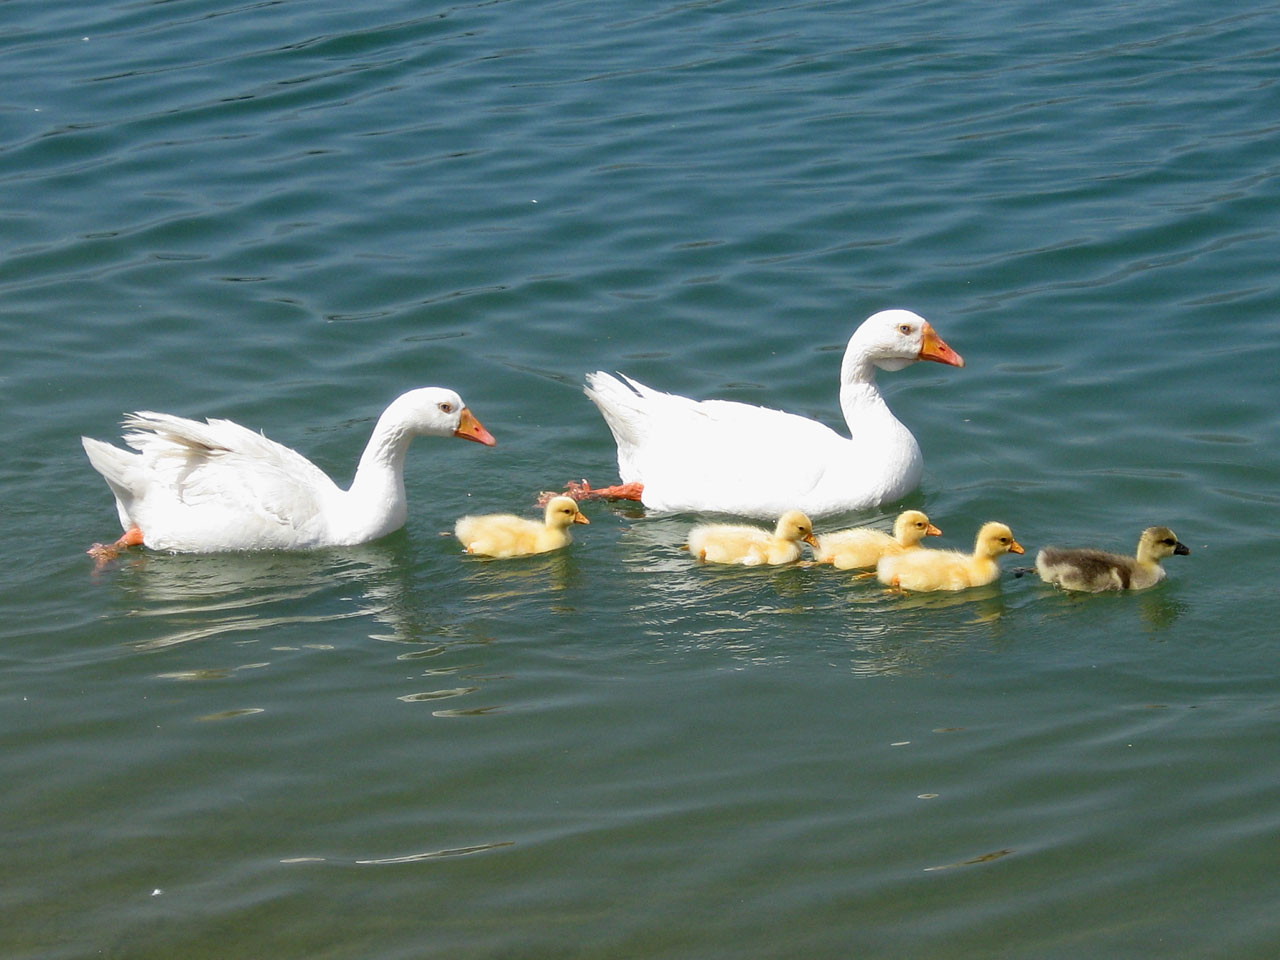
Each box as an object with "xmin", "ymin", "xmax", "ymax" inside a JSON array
[{"xmin": 1033, "ymin": 526, "xmax": 1190, "ymax": 592}]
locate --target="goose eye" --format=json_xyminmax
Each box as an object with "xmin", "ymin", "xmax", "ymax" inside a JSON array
[
  {"xmin": 898, "ymin": 323, "xmax": 913, "ymax": 335},
  {"xmin": 438, "ymin": 402, "xmax": 454, "ymax": 414}
]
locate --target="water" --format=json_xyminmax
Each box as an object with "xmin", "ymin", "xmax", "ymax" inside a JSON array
[{"xmin": 3, "ymin": 1, "xmax": 1279, "ymax": 957}]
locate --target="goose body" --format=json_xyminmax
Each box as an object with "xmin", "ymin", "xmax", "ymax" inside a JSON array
[
  {"xmin": 687, "ymin": 510, "xmax": 818, "ymax": 566},
  {"xmin": 577, "ymin": 310, "xmax": 963, "ymax": 518},
  {"xmin": 455, "ymin": 496, "xmax": 589, "ymax": 558},
  {"xmin": 1034, "ymin": 526, "xmax": 1189, "ymax": 592},
  {"xmin": 83, "ymin": 387, "xmax": 495, "ymax": 555},
  {"xmin": 877, "ymin": 521, "xmax": 1023, "ymax": 592},
  {"xmin": 814, "ymin": 509, "xmax": 941, "ymax": 570}
]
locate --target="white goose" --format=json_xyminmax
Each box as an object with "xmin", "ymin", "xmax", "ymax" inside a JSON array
[
  {"xmin": 555, "ymin": 310, "xmax": 963, "ymax": 518},
  {"xmin": 82, "ymin": 387, "xmax": 495, "ymax": 557}
]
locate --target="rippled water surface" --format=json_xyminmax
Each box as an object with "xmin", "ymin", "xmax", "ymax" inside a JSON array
[{"xmin": 4, "ymin": 1, "xmax": 1280, "ymax": 957}]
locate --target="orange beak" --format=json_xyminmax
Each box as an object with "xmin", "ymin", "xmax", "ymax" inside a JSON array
[
  {"xmin": 1009, "ymin": 539, "xmax": 1025, "ymax": 555},
  {"xmin": 918, "ymin": 322, "xmax": 965, "ymax": 368},
  {"xmin": 573, "ymin": 511, "xmax": 590, "ymax": 525},
  {"xmin": 453, "ymin": 407, "xmax": 497, "ymax": 446},
  {"xmin": 804, "ymin": 533, "xmax": 820, "ymax": 548},
  {"xmin": 926, "ymin": 524, "xmax": 943, "ymax": 537}
]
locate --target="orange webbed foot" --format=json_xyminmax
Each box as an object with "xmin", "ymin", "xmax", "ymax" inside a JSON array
[
  {"xmin": 536, "ymin": 479, "xmax": 644, "ymax": 506},
  {"xmin": 87, "ymin": 542, "xmax": 122, "ymax": 563},
  {"xmin": 87, "ymin": 526, "xmax": 144, "ymax": 566}
]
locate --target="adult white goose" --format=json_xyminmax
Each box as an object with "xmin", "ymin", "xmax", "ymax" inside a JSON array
[
  {"xmin": 556, "ymin": 310, "xmax": 963, "ymax": 518},
  {"xmin": 82, "ymin": 387, "xmax": 495, "ymax": 558}
]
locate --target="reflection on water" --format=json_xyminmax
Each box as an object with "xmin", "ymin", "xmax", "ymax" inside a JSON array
[
  {"xmin": 99, "ymin": 540, "xmax": 517, "ymax": 719},
  {"xmin": 454, "ymin": 547, "xmax": 584, "ymax": 610},
  {"xmin": 97, "ymin": 535, "xmax": 610, "ymax": 719},
  {"xmin": 601, "ymin": 513, "xmax": 1021, "ymax": 675},
  {"xmin": 1137, "ymin": 591, "xmax": 1188, "ymax": 631},
  {"xmin": 281, "ymin": 840, "xmax": 516, "ymax": 866},
  {"xmin": 105, "ymin": 541, "xmax": 415, "ymax": 651},
  {"xmin": 92, "ymin": 505, "xmax": 1186, "ymax": 719},
  {"xmin": 1014, "ymin": 573, "xmax": 1188, "ymax": 632}
]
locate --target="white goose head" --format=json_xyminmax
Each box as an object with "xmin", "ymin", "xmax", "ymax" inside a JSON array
[
  {"xmin": 845, "ymin": 309, "xmax": 966, "ymax": 375},
  {"xmin": 383, "ymin": 387, "xmax": 497, "ymax": 445}
]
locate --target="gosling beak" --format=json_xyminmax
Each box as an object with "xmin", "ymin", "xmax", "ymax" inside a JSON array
[
  {"xmin": 573, "ymin": 512, "xmax": 591, "ymax": 525},
  {"xmin": 804, "ymin": 534, "xmax": 820, "ymax": 548},
  {"xmin": 926, "ymin": 524, "xmax": 943, "ymax": 537},
  {"xmin": 1009, "ymin": 539, "xmax": 1026, "ymax": 555},
  {"xmin": 453, "ymin": 407, "xmax": 497, "ymax": 446},
  {"xmin": 1174, "ymin": 541, "xmax": 1190, "ymax": 555},
  {"xmin": 918, "ymin": 322, "xmax": 965, "ymax": 368}
]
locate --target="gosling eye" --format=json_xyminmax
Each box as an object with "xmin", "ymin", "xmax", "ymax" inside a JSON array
[
  {"xmin": 1162, "ymin": 538, "xmax": 1176, "ymax": 546},
  {"xmin": 999, "ymin": 537, "xmax": 1009, "ymax": 544},
  {"xmin": 438, "ymin": 401, "xmax": 455, "ymax": 414}
]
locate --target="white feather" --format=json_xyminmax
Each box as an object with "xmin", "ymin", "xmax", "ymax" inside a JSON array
[
  {"xmin": 584, "ymin": 310, "xmax": 963, "ymax": 518},
  {"xmin": 82, "ymin": 387, "xmax": 493, "ymax": 553}
]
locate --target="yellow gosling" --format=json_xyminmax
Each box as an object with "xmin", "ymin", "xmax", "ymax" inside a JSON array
[
  {"xmin": 687, "ymin": 510, "xmax": 818, "ymax": 566},
  {"xmin": 877, "ymin": 521, "xmax": 1024, "ymax": 592},
  {"xmin": 814, "ymin": 509, "xmax": 941, "ymax": 570},
  {"xmin": 1034, "ymin": 525, "xmax": 1189, "ymax": 592},
  {"xmin": 455, "ymin": 496, "xmax": 589, "ymax": 558}
]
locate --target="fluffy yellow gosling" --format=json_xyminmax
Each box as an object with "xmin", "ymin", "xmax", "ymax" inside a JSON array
[
  {"xmin": 877, "ymin": 521, "xmax": 1023, "ymax": 591},
  {"xmin": 687, "ymin": 510, "xmax": 818, "ymax": 566},
  {"xmin": 814, "ymin": 509, "xmax": 941, "ymax": 570},
  {"xmin": 455, "ymin": 496, "xmax": 589, "ymax": 558}
]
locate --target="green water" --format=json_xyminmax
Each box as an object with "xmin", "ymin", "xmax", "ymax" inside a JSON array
[{"xmin": 3, "ymin": 1, "xmax": 1279, "ymax": 957}]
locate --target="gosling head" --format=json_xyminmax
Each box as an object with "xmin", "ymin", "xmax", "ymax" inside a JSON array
[
  {"xmin": 1137, "ymin": 526, "xmax": 1190, "ymax": 562},
  {"xmin": 894, "ymin": 510, "xmax": 942, "ymax": 546},
  {"xmin": 975, "ymin": 521, "xmax": 1024, "ymax": 558},
  {"xmin": 776, "ymin": 510, "xmax": 819, "ymax": 548},
  {"xmin": 544, "ymin": 496, "xmax": 590, "ymax": 529}
]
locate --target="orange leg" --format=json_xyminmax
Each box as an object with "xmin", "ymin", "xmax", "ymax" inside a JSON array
[{"xmin": 580, "ymin": 481, "xmax": 644, "ymax": 502}]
